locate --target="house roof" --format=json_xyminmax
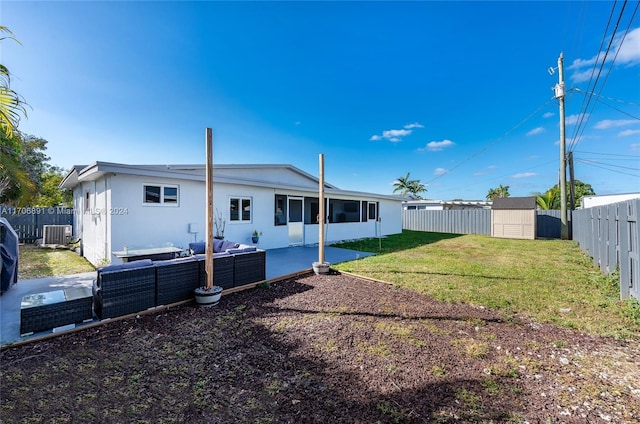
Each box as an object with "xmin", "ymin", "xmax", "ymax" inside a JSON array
[
  {"xmin": 491, "ymin": 196, "xmax": 537, "ymax": 210},
  {"xmin": 59, "ymin": 161, "xmax": 400, "ymax": 201}
]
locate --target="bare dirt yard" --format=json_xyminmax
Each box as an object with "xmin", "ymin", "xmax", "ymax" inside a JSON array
[{"xmin": 1, "ymin": 272, "xmax": 639, "ymax": 423}]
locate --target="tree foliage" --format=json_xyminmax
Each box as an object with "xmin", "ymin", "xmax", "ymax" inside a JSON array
[
  {"xmin": 486, "ymin": 184, "xmax": 510, "ymax": 201},
  {"xmin": 0, "ymin": 26, "xmax": 68, "ymax": 207},
  {"xmin": 34, "ymin": 166, "xmax": 73, "ymax": 207},
  {"xmin": 0, "ymin": 26, "xmax": 28, "ymax": 137},
  {"xmin": 0, "ymin": 131, "xmax": 69, "ymax": 206},
  {"xmin": 534, "ymin": 180, "xmax": 595, "ymax": 210},
  {"xmin": 393, "ymin": 172, "xmax": 427, "ymax": 199}
]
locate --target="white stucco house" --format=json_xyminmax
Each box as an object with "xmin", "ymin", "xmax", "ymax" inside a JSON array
[{"xmin": 60, "ymin": 162, "xmax": 403, "ymax": 266}]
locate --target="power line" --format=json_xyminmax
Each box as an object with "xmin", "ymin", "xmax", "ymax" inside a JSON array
[
  {"xmin": 567, "ymin": 0, "xmax": 620, "ymax": 151},
  {"xmin": 425, "ymin": 97, "xmax": 555, "ymax": 185},
  {"xmin": 572, "ymin": 88, "xmax": 640, "ymax": 107},
  {"xmin": 569, "ymin": 0, "xmax": 639, "ymax": 151},
  {"xmin": 578, "ymin": 160, "xmax": 639, "ymax": 171},
  {"xmin": 574, "ymin": 150, "xmax": 640, "ymax": 158},
  {"xmin": 430, "ymin": 159, "xmax": 558, "ymax": 197},
  {"xmin": 576, "ymin": 159, "xmax": 640, "ymax": 177},
  {"xmin": 571, "ymin": 87, "xmax": 640, "ymax": 121}
]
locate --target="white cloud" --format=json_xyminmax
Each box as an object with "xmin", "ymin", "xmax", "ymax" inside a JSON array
[
  {"xmin": 619, "ymin": 129, "xmax": 640, "ymax": 137},
  {"xmin": 474, "ymin": 172, "xmax": 487, "ymax": 176},
  {"xmin": 487, "ymin": 165, "xmax": 497, "ymax": 169},
  {"xmin": 294, "ymin": 121, "xmax": 302, "ymax": 126},
  {"xmin": 543, "ymin": 112, "xmax": 554, "ymax": 118},
  {"xmin": 526, "ymin": 127, "xmax": 545, "ymax": 136},
  {"xmin": 565, "ymin": 113, "xmax": 589, "ymax": 126},
  {"xmin": 616, "ymin": 27, "xmax": 640, "ymax": 64},
  {"xmin": 424, "ymin": 139, "xmax": 455, "ymax": 151},
  {"xmin": 631, "ymin": 143, "xmax": 640, "ymax": 151},
  {"xmin": 370, "ymin": 126, "xmax": 418, "ymax": 142},
  {"xmin": 512, "ymin": 172, "xmax": 537, "ymax": 179},
  {"xmin": 594, "ymin": 119, "xmax": 638, "ymax": 129},
  {"xmin": 383, "ymin": 129, "xmax": 411, "ymax": 138},
  {"xmin": 527, "ymin": 155, "xmax": 540, "ymax": 160},
  {"xmin": 569, "ymin": 27, "xmax": 640, "ymax": 83},
  {"xmin": 433, "ymin": 167, "xmax": 447, "ymax": 175}
]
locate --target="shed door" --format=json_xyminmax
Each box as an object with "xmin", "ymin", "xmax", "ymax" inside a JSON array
[{"xmin": 288, "ymin": 197, "xmax": 303, "ymax": 246}]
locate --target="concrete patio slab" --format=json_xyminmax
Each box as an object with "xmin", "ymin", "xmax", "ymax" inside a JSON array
[{"xmin": 0, "ymin": 246, "xmax": 372, "ymax": 346}]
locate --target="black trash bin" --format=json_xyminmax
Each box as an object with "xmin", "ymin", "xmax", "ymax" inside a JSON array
[{"xmin": 0, "ymin": 217, "xmax": 19, "ymax": 294}]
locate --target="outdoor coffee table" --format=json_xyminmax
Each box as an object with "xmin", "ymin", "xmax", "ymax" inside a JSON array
[
  {"xmin": 112, "ymin": 246, "xmax": 182, "ymax": 263},
  {"xmin": 20, "ymin": 286, "xmax": 93, "ymax": 335}
]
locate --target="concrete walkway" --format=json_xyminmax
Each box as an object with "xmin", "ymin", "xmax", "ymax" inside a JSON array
[{"xmin": 0, "ymin": 246, "xmax": 372, "ymax": 346}]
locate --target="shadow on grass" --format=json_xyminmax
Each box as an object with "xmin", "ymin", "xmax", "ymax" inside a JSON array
[
  {"xmin": 370, "ymin": 268, "xmax": 524, "ymax": 282},
  {"xmin": 332, "ymin": 230, "xmax": 463, "ymax": 255}
]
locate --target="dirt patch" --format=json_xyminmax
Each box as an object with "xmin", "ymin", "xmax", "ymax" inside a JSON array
[{"xmin": 1, "ymin": 272, "xmax": 638, "ymax": 423}]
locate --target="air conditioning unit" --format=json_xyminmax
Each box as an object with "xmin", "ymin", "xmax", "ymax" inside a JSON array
[{"xmin": 42, "ymin": 225, "xmax": 72, "ymax": 245}]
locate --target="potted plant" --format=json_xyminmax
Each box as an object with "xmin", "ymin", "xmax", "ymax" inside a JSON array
[
  {"xmin": 251, "ymin": 229, "xmax": 261, "ymax": 244},
  {"xmin": 214, "ymin": 209, "xmax": 225, "ymax": 240}
]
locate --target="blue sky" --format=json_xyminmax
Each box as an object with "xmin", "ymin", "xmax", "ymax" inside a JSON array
[{"xmin": 3, "ymin": 1, "xmax": 639, "ymax": 200}]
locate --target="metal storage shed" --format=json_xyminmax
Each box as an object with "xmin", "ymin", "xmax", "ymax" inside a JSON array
[{"xmin": 491, "ymin": 197, "xmax": 537, "ymax": 240}]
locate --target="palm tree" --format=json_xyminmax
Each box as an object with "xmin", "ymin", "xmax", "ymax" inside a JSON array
[
  {"xmin": 486, "ymin": 184, "xmax": 510, "ymax": 201},
  {"xmin": 0, "ymin": 26, "xmax": 32, "ymax": 205},
  {"xmin": 393, "ymin": 173, "xmax": 412, "ymax": 195},
  {"xmin": 393, "ymin": 172, "xmax": 427, "ymax": 199},
  {"xmin": 535, "ymin": 190, "xmax": 554, "ymax": 210},
  {"xmin": 0, "ymin": 26, "xmax": 28, "ymax": 137}
]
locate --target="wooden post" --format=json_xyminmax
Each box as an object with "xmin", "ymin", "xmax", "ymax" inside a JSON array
[
  {"xmin": 205, "ymin": 128, "xmax": 214, "ymax": 290},
  {"xmin": 318, "ymin": 154, "xmax": 325, "ymax": 264}
]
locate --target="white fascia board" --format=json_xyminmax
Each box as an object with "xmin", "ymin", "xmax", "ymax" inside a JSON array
[{"xmin": 76, "ymin": 162, "xmax": 206, "ymax": 183}]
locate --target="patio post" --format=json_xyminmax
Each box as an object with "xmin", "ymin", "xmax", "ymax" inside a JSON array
[
  {"xmin": 313, "ymin": 153, "xmax": 330, "ymax": 274},
  {"xmin": 319, "ymin": 153, "xmax": 325, "ymax": 264},
  {"xmin": 205, "ymin": 128, "xmax": 214, "ymax": 289}
]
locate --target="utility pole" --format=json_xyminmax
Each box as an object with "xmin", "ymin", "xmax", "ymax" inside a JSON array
[{"xmin": 553, "ymin": 52, "xmax": 568, "ymax": 240}]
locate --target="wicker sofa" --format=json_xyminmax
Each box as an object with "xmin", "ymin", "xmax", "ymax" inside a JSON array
[{"xmin": 92, "ymin": 241, "xmax": 266, "ymax": 320}]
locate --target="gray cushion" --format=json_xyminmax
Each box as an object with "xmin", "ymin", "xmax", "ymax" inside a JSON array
[{"xmin": 220, "ymin": 241, "xmax": 239, "ymax": 251}]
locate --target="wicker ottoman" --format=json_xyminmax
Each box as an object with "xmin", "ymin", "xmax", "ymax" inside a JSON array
[{"xmin": 20, "ymin": 286, "xmax": 93, "ymax": 335}]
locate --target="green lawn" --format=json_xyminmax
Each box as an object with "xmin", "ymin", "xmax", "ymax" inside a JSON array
[
  {"xmin": 333, "ymin": 230, "xmax": 640, "ymax": 339},
  {"xmin": 18, "ymin": 244, "xmax": 95, "ymax": 280}
]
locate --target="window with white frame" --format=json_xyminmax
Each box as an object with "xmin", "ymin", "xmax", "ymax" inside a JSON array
[
  {"xmin": 143, "ymin": 184, "xmax": 179, "ymax": 205},
  {"xmin": 229, "ymin": 197, "xmax": 252, "ymax": 222}
]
